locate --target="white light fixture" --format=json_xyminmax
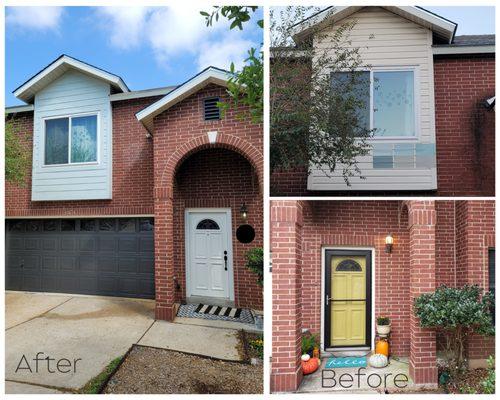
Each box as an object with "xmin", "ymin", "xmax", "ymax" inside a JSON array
[{"xmin": 385, "ymin": 234, "xmax": 394, "ymax": 253}]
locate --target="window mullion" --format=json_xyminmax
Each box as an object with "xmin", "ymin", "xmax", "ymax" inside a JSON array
[
  {"xmin": 68, "ymin": 117, "xmax": 72, "ymax": 164},
  {"xmin": 370, "ymin": 70, "xmax": 374, "ymax": 131}
]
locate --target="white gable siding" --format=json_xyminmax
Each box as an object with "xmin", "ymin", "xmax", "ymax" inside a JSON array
[
  {"xmin": 32, "ymin": 71, "xmax": 112, "ymax": 201},
  {"xmin": 308, "ymin": 7, "xmax": 437, "ymax": 191}
]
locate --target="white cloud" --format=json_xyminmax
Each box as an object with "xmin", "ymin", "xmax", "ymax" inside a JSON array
[
  {"xmin": 6, "ymin": 6, "xmax": 63, "ymax": 31},
  {"xmin": 197, "ymin": 36, "xmax": 253, "ymax": 71},
  {"xmin": 95, "ymin": 6, "xmax": 258, "ymax": 71},
  {"xmin": 94, "ymin": 7, "xmax": 150, "ymax": 50}
]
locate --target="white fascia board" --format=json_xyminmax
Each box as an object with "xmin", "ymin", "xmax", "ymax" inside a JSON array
[
  {"xmin": 14, "ymin": 55, "xmax": 129, "ymax": 103},
  {"xmin": 291, "ymin": 6, "xmax": 456, "ymax": 44},
  {"xmin": 432, "ymin": 45, "xmax": 495, "ymax": 55},
  {"xmin": 5, "ymin": 104, "xmax": 34, "ymax": 114},
  {"xmin": 110, "ymin": 86, "xmax": 177, "ymax": 102},
  {"xmin": 136, "ymin": 67, "xmax": 232, "ymax": 133}
]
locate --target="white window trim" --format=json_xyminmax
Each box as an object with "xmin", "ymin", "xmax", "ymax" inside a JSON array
[
  {"xmin": 42, "ymin": 111, "xmax": 100, "ymax": 168},
  {"xmin": 369, "ymin": 66, "xmax": 420, "ymax": 142},
  {"xmin": 335, "ymin": 66, "xmax": 420, "ymax": 142}
]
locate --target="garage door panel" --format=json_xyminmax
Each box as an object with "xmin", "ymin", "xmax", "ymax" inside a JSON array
[
  {"xmin": 79, "ymin": 237, "xmax": 96, "ymax": 251},
  {"xmin": 42, "ymin": 238, "xmax": 58, "ymax": 251},
  {"xmin": 99, "ymin": 237, "xmax": 116, "ymax": 252},
  {"xmin": 6, "ymin": 218, "xmax": 155, "ymax": 299},
  {"xmin": 42, "ymin": 256, "xmax": 58, "ymax": 271},
  {"xmin": 25, "ymin": 238, "xmax": 40, "ymax": 250},
  {"xmin": 138, "ymin": 258, "xmax": 154, "ymax": 274},
  {"xmin": 61, "ymin": 238, "xmax": 77, "ymax": 251}
]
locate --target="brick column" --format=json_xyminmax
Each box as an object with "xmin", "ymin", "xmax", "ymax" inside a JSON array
[
  {"xmin": 407, "ymin": 200, "xmax": 438, "ymax": 386},
  {"xmin": 271, "ymin": 200, "xmax": 303, "ymax": 392},
  {"xmin": 154, "ymin": 188, "xmax": 176, "ymax": 321}
]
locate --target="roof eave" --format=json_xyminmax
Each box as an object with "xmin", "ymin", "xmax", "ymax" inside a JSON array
[
  {"xmin": 13, "ymin": 55, "xmax": 129, "ymax": 104},
  {"xmin": 432, "ymin": 45, "xmax": 495, "ymax": 55},
  {"xmin": 136, "ymin": 67, "xmax": 232, "ymax": 134}
]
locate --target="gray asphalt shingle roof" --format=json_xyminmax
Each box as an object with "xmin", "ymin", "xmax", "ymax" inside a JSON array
[{"xmin": 450, "ymin": 34, "xmax": 495, "ymax": 46}]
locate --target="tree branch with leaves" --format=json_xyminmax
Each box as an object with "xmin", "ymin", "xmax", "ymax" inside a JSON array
[{"xmin": 201, "ymin": 6, "xmax": 263, "ymax": 123}]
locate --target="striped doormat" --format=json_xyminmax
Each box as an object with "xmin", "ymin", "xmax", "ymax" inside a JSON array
[
  {"xmin": 176, "ymin": 303, "xmax": 254, "ymax": 324},
  {"xmin": 195, "ymin": 303, "xmax": 242, "ymax": 318}
]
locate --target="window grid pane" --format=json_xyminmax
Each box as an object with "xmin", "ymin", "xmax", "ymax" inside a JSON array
[
  {"xmin": 71, "ymin": 115, "xmax": 98, "ymax": 163},
  {"xmin": 373, "ymin": 71, "xmax": 415, "ymax": 137},
  {"xmin": 45, "ymin": 118, "xmax": 69, "ymax": 165}
]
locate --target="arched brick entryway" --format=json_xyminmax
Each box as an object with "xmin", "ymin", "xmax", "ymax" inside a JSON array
[{"xmin": 154, "ymin": 134, "xmax": 263, "ymax": 321}]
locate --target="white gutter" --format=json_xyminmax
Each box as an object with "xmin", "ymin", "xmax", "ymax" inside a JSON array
[
  {"xmin": 5, "ymin": 104, "xmax": 34, "ymax": 114},
  {"xmin": 433, "ymin": 45, "xmax": 495, "ymax": 55}
]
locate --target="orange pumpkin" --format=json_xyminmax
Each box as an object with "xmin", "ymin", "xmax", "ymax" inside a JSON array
[
  {"xmin": 375, "ymin": 339, "xmax": 389, "ymax": 357},
  {"xmin": 301, "ymin": 358, "xmax": 319, "ymax": 375}
]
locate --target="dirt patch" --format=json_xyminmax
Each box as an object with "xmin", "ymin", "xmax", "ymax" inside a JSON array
[
  {"xmin": 237, "ymin": 330, "xmax": 263, "ymax": 361},
  {"xmin": 103, "ymin": 345, "xmax": 263, "ymax": 394},
  {"xmin": 445, "ymin": 368, "xmax": 491, "ymax": 394}
]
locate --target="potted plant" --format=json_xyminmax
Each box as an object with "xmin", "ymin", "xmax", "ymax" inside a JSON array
[
  {"xmin": 301, "ymin": 332, "xmax": 320, "ymax": 357},
  {"xmin": 376, "ymin": 316, "xmax": 391, "ymax": 335}
]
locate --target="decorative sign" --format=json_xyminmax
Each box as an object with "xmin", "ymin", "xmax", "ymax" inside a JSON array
[
  {"xmin": 236, "ymin": 224, "xmax": 255, "ymax": 244},
  {"xmin": 325, "ymin": 357, "xmax": 367, "ymax": 369}
]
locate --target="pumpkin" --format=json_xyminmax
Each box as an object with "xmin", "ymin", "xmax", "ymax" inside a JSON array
[
  {"xmin": 301, "ymin": 354, "xmax": 311, "ymax": 362},
  {"xmin": 375, "ymin": 339, "xmax": 389, "ymax": 357},
  {"xmin": 301, "ymin": 358, "xmax": 320, "ymax": 375},
  {"xmin": 369, "ymin": 353, "xmax": 388, "ymax": 368}
]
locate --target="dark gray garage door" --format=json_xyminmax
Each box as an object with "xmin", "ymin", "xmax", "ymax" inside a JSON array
[{"xmin": 5, "ymin": 218, "xmax": 155, "ymax": 299}]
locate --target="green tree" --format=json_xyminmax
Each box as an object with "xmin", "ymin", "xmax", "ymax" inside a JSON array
[
  {"xmin": 5, "ymin": 117, "xmax": 30, "ymax": 185},
  {"xmin": 414, "ymin": 285, "xmax": 494, "ymax": 376},
  {"xmin": 244, "ymin": 247, "xmax": 263, "ymax": 287},
  {"xmin": 271, "ymin": 7, "xmax": 374, "ymax": 184},
  {"xmin": 201, "ymin": 6, "xmax": 263, "ymax": 123}
]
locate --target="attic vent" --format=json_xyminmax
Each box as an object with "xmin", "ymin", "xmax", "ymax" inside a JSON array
[{"xmin": 203, "ymin": 97, "xmax": 221, "ymax": 121}]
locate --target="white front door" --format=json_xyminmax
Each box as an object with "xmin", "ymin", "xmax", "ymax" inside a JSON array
[{"xmin": 185, "ymin": 209, "xmax": 233, "ymax": 300}]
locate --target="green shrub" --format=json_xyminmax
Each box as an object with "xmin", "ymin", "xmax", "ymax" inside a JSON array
[
  {"xmin": 301, "ymin": 332, "xmax": 319, "ymax": 356},
  {"xmin": 245, "ymin": 247, "xmax": 263, "ymax": 287},
  {"xmin": 481, "ymin": 356, "xmax": 495, "ymax": 394},
  {"xmin": 376, "ymin": 316, "xmax": 390, "ymax": 325},
  {"xmin": 414, "ymin": 285, "xmax": 494, "ymax": 376}
]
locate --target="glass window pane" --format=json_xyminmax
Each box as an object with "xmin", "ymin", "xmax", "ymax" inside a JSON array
[
  {"xmin": 26, "ymin": 220, "xmax": 42, "ymax": 232},
  {"xmin": 80, "ymin": 219, "xmax": 96, "ymax": 232},
  {"xmin": 71, "ymin": 115, "xmax": 97, "ymax": 163},
  {"xmin": 9, "ymin": 220, "xmax": 24, "ymax": 232},
  {"xmin": 139, "ymin": 218, "xmax": 154, "ymax": 232},
  {"xmin": 99, "ymin": 219, "xmax": 115, "ymax": 232},
  {"xmin": 61, "ymin": 220, "xmax": 76, "ymax": 231},
  {"xmin": 373, "ymin": 71, "xmax": 415, "ymax": 137},
  {"xmin": 332, "ymin": 71, "xmax": 370, "ymax": 131},
  {"xmin": 45, "ymin": 118, "xmax": 69, "ymax": 165},
  {"xmin": 43, "ymin": 220, "xmax": 58, "ymax": 231},
  {"xmin": 119, "ymin": 219, "xmax": 136, "ymax": 232},
  {"xmin": 196, "ymin": 219, "xmax": 220, "ymax": 230}
]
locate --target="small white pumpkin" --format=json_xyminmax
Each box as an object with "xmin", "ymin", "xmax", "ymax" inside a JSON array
[
  {"xmin": 301, "ymin": 354, "xmax": 311, "ymax": 362},
  {"xmin": 369, "ymin": 353, "xmax": 388, "ymax": 368}
]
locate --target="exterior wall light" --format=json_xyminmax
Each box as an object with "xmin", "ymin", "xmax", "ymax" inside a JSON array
[
  {"xmin": 385, "ymin": 234, "xmax": 394, "ymax": 253},
  {"xmin": 240, "ymin": 203, "xmax": 248, "ymax": 221}
]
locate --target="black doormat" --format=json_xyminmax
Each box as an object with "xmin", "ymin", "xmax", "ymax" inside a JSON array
[{"xmin": 176, "ymin": 303, "xmax": 254, "ymax": 324}]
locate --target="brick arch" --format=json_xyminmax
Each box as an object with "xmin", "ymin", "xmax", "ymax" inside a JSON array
[{"xmin": 158, "ymin": 133, "xmax": 263, "ymax": 196}]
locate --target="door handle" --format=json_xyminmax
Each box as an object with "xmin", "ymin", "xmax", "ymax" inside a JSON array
[
  {"xmin": 326, "ymin": 295, "xmax": 332, "ymax": 306},
  {"xmin": 224, "ymin": 251, "xmax": 228, "ymax": 271}
]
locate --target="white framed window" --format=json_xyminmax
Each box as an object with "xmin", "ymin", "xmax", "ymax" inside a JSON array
[
  {"xmin": 332, "ymin": 67, "xmax": 418, "ymax": 140},
  {"xmin": 43, "ymin": 113, "xmax": 99, "ymax": 166}
]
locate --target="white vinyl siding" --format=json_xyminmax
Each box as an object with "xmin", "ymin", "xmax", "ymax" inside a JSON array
[
  {"xmin": 32, "ymin": 70, "xmax": 112, "ymax": 200},
  {"xmin": 309, "ymin": 6, "xmax": 436, "ymax": 191}
]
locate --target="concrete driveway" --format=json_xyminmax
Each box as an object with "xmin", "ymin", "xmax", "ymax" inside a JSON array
[{"xmin": 5, "ymin": 292, "xmax": 155, "ymax": 393}]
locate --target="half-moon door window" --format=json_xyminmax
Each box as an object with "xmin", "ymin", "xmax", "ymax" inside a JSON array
[
  {"xmin": 336, "ymin": 259, "xmax": 362, "ymax": 272},
  {"xmin": 196, "ymin": 219, "xmax": 220, "ymax": 230}
]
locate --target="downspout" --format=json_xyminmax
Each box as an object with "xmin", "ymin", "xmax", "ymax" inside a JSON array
[{"xmin": 453, "ymin": 201, "xmax": 457, "ymax": 287}]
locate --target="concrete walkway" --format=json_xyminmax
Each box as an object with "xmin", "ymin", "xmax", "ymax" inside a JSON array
[
  {"xmin": 298, "ymin": 357, "xmax": 412, "ymax": 393},
  {"xmin": 5, "ymin": 292, "xmax": 245, "ymax": 394},
  {"xmin": 138, "ymin": 320, "xmax": 242, "ymax": 361}
]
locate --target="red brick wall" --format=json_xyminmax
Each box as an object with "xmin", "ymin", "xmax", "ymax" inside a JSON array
[
  {"xmin": 434, "ymin": 56, "xmax": 495, "ymax": 196},
  {"xmin": 270, "ymin": 57, "xmax": 495, "ymax": 196},
  {"xmin": 173, "ymin": 148, "xmax": 263, "ymax": 309},
  {"xmin": 295, "ymin": 200, "xmax": 494, "ymax": 360},
  {"xmin": 454, "ymin": 201, "xmax": 495, "ymax": 360},
  {"xmin": 152, "ymin": 84, "xmax": 263, "ymax": 317},
  {"xmin": 300, "ymin": 201, "xmax": 411, "ymax": 356},
  {"xmin": 271, "ymin": 200, "xmax": 304, "ymax": 392},
  {"xmin": 5, "ymin": 96, "xmax": 158, "ymax": 217}
]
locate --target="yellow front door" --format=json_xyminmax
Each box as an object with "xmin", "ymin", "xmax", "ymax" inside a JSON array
[{"xmin": 329, "ymin": 255, "xmax": 367, "ymax": 346}]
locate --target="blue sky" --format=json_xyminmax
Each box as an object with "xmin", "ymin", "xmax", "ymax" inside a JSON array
[{"xmin": 5, "ymin": 6, "xmax": 263, "ymax": 106}]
